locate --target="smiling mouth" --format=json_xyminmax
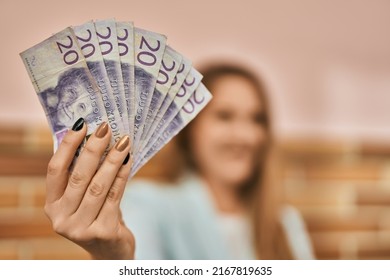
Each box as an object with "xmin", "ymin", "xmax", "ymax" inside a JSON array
[{"xmin": 221, "ymin": 147, "xmax": 254, "ymax": 159}]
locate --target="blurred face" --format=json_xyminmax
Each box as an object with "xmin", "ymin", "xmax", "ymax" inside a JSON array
[
  {"xmin": 56, "ymin": 80, "xmax": 93, "ymax": 127},
  {"xmin": 189, "ymin": 74, "xmax": 268, "ymax": 188}
]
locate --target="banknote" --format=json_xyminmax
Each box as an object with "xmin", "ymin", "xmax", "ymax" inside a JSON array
[
  {"xmin": 20, "ymin": 19, "xmax": 213, "ymax": 177},
  {"xmin": 95, "ymin": 19, "xmax": 130, "ymax": 135},
  {"xmin": 73, "ymin": 21, "xmax": 125, "ymax": 143},
  {"xmin": 138, "ymin": 57, "xmax": 192, "ymax": 153},
  {"xmin": 20, "ymin": 27, "xmax": 109, "ymax": 151},
  {"xmin": 137, "ymin": 67, "xmax": 203, "ymax": 160},
  {"xmin": 133, "ymin": 27, "xmax": 166, "ymax": 151},
  {"xmin": 131, "ymin": 83, "xmax": 212, "ymax": 175},
  {"xmin": 116, "ymin": 21, "xmax": 135, "ymax": 146},
  {"xmin": 137, "ymin": 46, "xmax": 183, "ymax": 152}
]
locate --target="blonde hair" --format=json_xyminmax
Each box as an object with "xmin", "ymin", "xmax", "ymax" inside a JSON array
[{"xmin": 137, "ymin": 62, "xmax": 292, "ymax": 259}]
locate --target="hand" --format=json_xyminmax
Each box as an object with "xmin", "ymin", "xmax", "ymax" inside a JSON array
[{"xmin": 44, "ymin": 118, "xmax": 135, "ymax": 259}]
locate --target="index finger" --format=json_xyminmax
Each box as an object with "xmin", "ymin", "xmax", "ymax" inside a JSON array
[{"xmin": 46, "ymin": 118, "xmax": 87, "ymax": 203}]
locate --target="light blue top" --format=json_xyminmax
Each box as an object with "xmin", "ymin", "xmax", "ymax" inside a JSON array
[{"xmin": 121, "ymin": 174, "xmax": 315, "ymax": 260}]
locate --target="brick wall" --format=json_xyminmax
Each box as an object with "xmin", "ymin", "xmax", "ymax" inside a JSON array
[
  {"xmin": 0, "ymin": 127, "xmax": 89, "ymax": 259},
  {"xmin": 1, "ymin": 126, "xmax": 390, "ymax": 259},
  {"xmin": 281, "ymin": 141, "xmax": 390, "ymax": 259}
]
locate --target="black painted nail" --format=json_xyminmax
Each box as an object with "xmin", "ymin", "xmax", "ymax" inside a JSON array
[
  {"xmin": 72, "ymin": 118, "xmax": 84, "ymax": 131},
  {"xmin": 123, "ymin": 153, "xmax": 130, "ymax": 165}
]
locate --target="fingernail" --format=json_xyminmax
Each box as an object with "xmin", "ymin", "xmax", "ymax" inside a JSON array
[
  {"xmin": 115, "ymin": 135, "xmax": 130, "ymax": 152},
  {"xmin": 123, "ymin": 153, "xmax": 130, "ymax": 165},
  {"xmin": 72, "ymin": 118, "xmax": 84, "ymax": 131},
  {"xmin": 95, "ymin": 122, "xmax": 109, "ymax": 138}
]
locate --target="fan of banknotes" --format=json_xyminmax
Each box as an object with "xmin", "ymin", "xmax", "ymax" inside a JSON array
[{"xmin": 20, "ymin": 19, "xmax": 212, "ymax": 176}]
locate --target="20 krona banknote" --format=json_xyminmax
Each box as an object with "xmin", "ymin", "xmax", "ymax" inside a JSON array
[{"xmin": 20, "ymin": 19, "xmax": 212, "ymax": 176}]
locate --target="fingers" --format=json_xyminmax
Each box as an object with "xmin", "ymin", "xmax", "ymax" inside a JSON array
[
  {"xmin": 95, "ymin": 152, "xmax": 132, "ymax": 227},
  {"xmin": 60, "ymin": 122, "xmax": 112, "ymax": 215},
  {"xmin": 46, "ymin": 118, "xmax": 87, "ymax": 204},
  {"xmin": 45, "ymin": 118, "xmax": 134, "ymax": 259},
  {"xmin": 74, "ymin": 135, "xmax": 131, "ymax": 224}
]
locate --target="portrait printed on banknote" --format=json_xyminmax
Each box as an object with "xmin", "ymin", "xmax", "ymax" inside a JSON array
[{"xmin": 39, "ymin": 66, "xmax": 103, "ymax": 141}]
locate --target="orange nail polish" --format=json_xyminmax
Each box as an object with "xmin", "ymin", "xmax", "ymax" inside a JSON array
[
  {"xmin": 95, "ymin": 122, "xmax": 109, "ymax": 138},
  {"xmin": 115, "ymin": 135, "xmax": 130, "ymax": 152}
]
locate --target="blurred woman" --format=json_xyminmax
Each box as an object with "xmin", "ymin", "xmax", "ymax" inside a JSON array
[
  {"xmin": 44, "ymin": 62, "xmax": 314, "ymax": 260},
  {"xmin": 121, "ymin": 63, "xmax": 315, "ymax": 259}
]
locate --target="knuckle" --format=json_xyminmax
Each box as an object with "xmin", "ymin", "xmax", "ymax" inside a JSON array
[
  {"xmin": 68, "ymin": 171, "xmax": 85, "ymax": 189},
  {"xmin": 47, "ymin": 159, "xmax": 62, "ymax": 177},
  {"xmin": 60, "ymin": 135, "xmax": 74, "ymax": 149},
  {"xmin": 51, "ymin": 219, "xmax": 88, "ymax": 243},
  {"xmin": 105, "ymin": 165, "xmax": 131, "ymax": 203},
  {"xmin": 43, "ymin": 204, "xmax": 52, "ymax": 218},
  {"xmin": 68, "ymin": 229, "xmax": 89, "ymax": 243},
  {"xmin": 88, "ymin": 180, "xmax": 105, "ymax": 197},
  {"xmin": 106, "ymin": 184, "xmax": 121, "ymax": 202},
  {"xmin": 105, "ymin": 154, "xmax": 121, "ymax": 167},
  {"xmin": 117, "ymin": 167, "xmax": 130, "ymax": 182},
  {"xmin": 51, "ymin": 218, "xmax": 67, "ymax": 236},
  {"xmin": 83, "ymin": 142, "xmax": 99, "ymax": 155}
]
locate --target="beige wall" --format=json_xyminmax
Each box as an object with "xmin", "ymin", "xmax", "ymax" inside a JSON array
[{"xmin": 1, "ymin": 0, "xmax": 390, "ymax": 143}]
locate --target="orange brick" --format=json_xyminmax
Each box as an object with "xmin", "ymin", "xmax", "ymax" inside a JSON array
[
  {"xmin": 0, "ymin": 186, "xmax": 18, "ymax": 207},
  {"xmin": 0, "ymin": 240, "xmax": 19, "ymax": 259},
  {"xmin": 27, "ymin": 238, "xmax": 90, "ymax": 260},
  {"xmin": 0, "ymin": 208, "xmax": 55, "ymax": 238},
  {"xmin": 0, "ymin": 238, "xmax": 90, "ymax": 260}
]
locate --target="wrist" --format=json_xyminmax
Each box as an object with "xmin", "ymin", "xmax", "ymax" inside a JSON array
[{"xmin": 87, "ymin": 232, "xmax": 135, "ymax": 260}]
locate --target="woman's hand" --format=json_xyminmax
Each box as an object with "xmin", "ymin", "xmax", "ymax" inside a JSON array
[{"xmin": 44, "ymin": 118, "xmax": 135, "ymax": 259}]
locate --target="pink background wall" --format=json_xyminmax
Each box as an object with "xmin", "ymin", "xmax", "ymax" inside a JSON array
[{"xmin": 1, "ymin": 0, "xmax": 389, "ymax": 143}]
